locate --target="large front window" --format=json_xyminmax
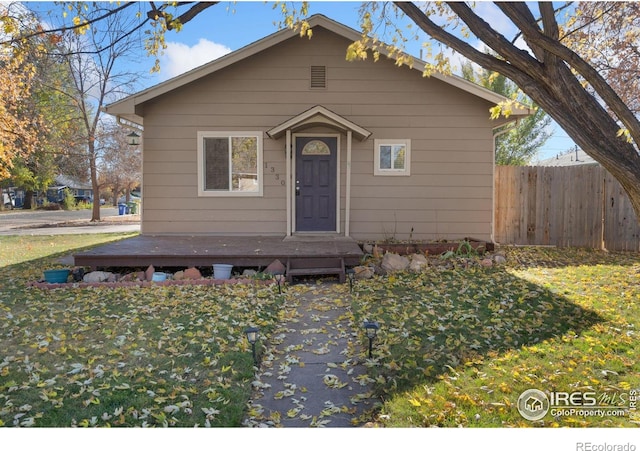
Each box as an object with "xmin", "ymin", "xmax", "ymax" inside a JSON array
[{"xmin": 197, "ymin": 132, "xmax": 263, "ymax": 196}]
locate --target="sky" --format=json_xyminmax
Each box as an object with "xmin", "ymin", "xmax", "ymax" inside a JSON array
[{"xmin": 24, "ymin": 1, "xmax": 577, "ymax": 161}]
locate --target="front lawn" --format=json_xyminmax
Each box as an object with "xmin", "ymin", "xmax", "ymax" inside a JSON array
[
  {"xmin": 352, "ymin": 247, "xmax": 640, "ymax": 427},
  {"xmin": 0, "ymin": 234, "xmax": 284, "ymax": 427},
  {"xmin": 0, "ymin": 235, "xmax": 638, "ymax": 428}
]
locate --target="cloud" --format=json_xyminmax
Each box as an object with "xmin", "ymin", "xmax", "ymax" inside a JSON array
[{"xmin": 158, "ymin": 38, "xmax": 231, "ymax": 80}]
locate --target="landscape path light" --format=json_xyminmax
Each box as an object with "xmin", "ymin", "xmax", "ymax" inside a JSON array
[
  {"xmin": 346, "ymin": 268, "xmax": 355, "ymax": 292},
  {"xmin": 363, "ymin": 320, "xmax": 379, "ymax": 359},
  {"xmin": 244, "ymin": 326, "xmax": 259, "ymax": 366},
  {"xmin": 273, "ymin": 270, "xmax": 285, "ymax": 294}
]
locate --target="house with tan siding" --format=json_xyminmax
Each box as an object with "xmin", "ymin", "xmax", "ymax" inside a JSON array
[{"xmin": 106, "ymin": 14, "xmax": 530, "ymax": 243}]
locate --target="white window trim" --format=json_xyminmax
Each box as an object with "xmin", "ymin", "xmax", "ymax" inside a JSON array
[
  {"xmin": 374, "ymin": 139, "xmax": 411, "ymax": 176},
  {"xmin": 197, "ymin": 131, "xmax": 263, "ymax": 197}
]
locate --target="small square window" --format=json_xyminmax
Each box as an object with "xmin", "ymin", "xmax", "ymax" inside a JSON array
[{"xmin": 374, "ymin": 139, "xmax": 411, "ymax": 176}]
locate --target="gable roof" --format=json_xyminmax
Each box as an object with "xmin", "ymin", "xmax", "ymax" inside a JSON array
[
  {"xmin": 105, "ymin": 14, "xmax": 531, "ymax": 126},
  {"xmin": 267, "ymin": 105, "xmax": 372, "ymax": 141},
  {"xmin": 537, "ymin": 149, "xmax": 598, "ymax": 166}
]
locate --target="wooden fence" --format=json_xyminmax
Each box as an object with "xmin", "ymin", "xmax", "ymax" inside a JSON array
[{"xmin": 494, "ymin": 165, "xmax": 640, "ymax": 251}]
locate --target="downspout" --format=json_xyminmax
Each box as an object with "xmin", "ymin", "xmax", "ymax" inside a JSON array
[
  {"xmin": 345, "ymin": 130, "xmax": 352, "ymax": 237},
  {"xmin": 286, "ymin": 130, "xmax": 292, "ymax": 236}
]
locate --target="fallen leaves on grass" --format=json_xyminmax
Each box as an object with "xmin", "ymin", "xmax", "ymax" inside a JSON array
[
  {"xmin": 351, "ymin": 247, "xmax": 640, "ymax": 427},
  {"xmin": 0, "ymin": 257, "xmax": 284, "ymax": 427}
]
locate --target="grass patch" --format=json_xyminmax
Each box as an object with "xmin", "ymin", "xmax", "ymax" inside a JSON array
[
  {"xmin": 0, "ymin": 233, "xmax": 138, "ymax": 267},
  {"xmin": 350, "ymin": 247, "xmax": 640, "ymax": 427},
  {"xmin": 0, "ymin": 234, "xmax": 283, "ymax": 427}
]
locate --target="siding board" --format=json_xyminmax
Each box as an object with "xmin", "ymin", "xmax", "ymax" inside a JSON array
[{"xmin": 139, "ymin": 25, "xmax": 498, "ymax": 239}]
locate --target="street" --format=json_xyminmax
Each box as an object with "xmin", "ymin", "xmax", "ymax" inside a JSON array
[{"xmin": 0, "ymin": 208, "xmax": 140, "ymax": 235}]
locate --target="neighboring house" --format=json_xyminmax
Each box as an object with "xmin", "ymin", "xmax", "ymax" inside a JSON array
[
  {"xmin": 105, "ymin": 15, "xmax": 529, "ymax": 242},
  {"xmin": 536, "ymin": 148, "xmax": 598, "ymax": 166},
  {"xmin": 46, "ymin": 175, "xmax": 93, "ymax": 203}
]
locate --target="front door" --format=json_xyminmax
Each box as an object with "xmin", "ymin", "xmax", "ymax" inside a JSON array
[{"xmin": 295, "ymin": 136, "xmax": 337, "ymax": 232}]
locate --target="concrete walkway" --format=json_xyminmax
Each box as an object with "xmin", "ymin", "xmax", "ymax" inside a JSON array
[{"xmin": 243, "ymin": 282, "xmax": 380, "ymax": 427}]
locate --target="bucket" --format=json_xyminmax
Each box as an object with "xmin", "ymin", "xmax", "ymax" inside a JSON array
[
  {"xmin": 151, "ymin": 272, "xmax": 166, "ymax": 282},
  {"xmin": 213, "ymin": 264, "xmax": 233, "ymax": 280}
]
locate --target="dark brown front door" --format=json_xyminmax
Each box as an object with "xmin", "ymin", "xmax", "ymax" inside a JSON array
[{"xmin": 295, "ymin": 136, "xmax": 337, "ymax": 232}]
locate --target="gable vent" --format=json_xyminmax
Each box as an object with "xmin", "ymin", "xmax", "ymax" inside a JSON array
[{"xmin": 310, "ymin": 65, "xmax": 327, "ymax": 89}]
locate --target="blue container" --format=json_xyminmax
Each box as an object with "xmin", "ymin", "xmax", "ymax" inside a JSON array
[
  {"xmin": 151, "ymin": 272, "xmax": 167, "ymax": 282},
  {"xmin": 118, "ymin": 204, "xmax": 126, "ymax": 215},
  {"xmin": 44, "ymin": 269, "xmax": 70, "ymax": 283}
]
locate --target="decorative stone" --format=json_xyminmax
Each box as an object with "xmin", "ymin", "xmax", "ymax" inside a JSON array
[
  {"xmin": 264, "ymin": 259, "xmax": 286, "ymax": 275},
  {"xmin": 409, "ymin": 253, "xmax": 429, "ymax": 272},
  {"xmin": 363, "ymin": 243, "xmax": 374, "ymax": 254},
  {"xmin": 183, "ymin": 267, "xmax": 202, "ymax": 279},
  {"xmin": 494, "ymin": 255, "xmax": 507, "ymax": 265},
  {"xmin": 242, "ymin": 269, "xmax": 258, "ymax": 278},
  {"xmin": 381, "ymin": 253, "xmax": 410, "ymax": 273},
  {"xmin": 480, "ymin": 258, "xmax": 493, "ymax": 267},
  {"xmin": 82, "ymin": 271, "xmax": 112, "ymax": 283},
  {"xmin": 173, "ymin": 270, "xmax": 185, "ymax": 281},
  {"xmin": 120, "ymin": 272, "xmax": 137, "ymax": 282},
  {"xmin": 145, "ymin": 265, "xmax": 155, "ymax": 281},
  {"xmin": 353, "ymin": 266, "xmax": 375, "ymax": 280}
]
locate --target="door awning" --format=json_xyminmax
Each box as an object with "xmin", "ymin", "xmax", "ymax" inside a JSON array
[{"xmin": 267, "ymin": 105, "xmax": 371, "ymax": 141}]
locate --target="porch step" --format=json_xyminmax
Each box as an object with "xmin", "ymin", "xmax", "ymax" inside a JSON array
[{"xmin": 286, "ymin": 257, "xmax": 345, "ymax": 283}]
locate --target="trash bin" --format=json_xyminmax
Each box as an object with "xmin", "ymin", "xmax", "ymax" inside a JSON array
[
  {"xmin": 118, "ymin": 204, "xmax": 126, "ymax": 215},
  {"xmin": 127, "ymin": 202, "xmax": 137, "ymax": 214}
]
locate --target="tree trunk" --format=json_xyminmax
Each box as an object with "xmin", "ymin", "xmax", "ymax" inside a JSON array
[
  {"xmin": 89, "ymin": 144, "xmax": 101, "ymax": 222},
  {"xmin": 23, "ymin": 189, "xmax": 34, "ymax": 210}
]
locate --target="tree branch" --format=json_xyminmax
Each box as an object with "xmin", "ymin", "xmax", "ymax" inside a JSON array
[
  {"xmin": 444, "ymin": 2, "xmax": 547, "ymax": 82},
  {"xmin": 1, "ymin": 2, "xmax": 137, "ymax": 46},
  {"xmin": 148, "ymin": 1, "xmax": 219, "ymax": 30},
  {"xmin": 498, "ymin": 2, "xmax": 640, "ymax": 151},
  {"xmin": 173, "ymin": 1, "xmax": 218, "ymax": 28},
  {"xmin": 393, "ymin": 2, "xmax": 538, "ymax": 85}
]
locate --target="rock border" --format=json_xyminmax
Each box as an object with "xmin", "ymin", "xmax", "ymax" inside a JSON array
[{"xmin": 28, "ymin": 277, "xmax": 271, "ymax": 290}]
